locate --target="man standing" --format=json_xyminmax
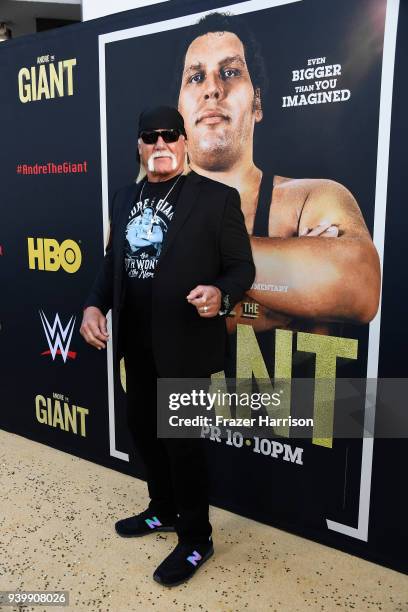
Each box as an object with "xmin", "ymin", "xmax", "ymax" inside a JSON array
[
  {"xmin": 80, "ymin": 106, "xmax": 255, "ymax": 586},
  {"xmin": 177, "ymin": 12, "xmax": 380, "ymax": 336}
]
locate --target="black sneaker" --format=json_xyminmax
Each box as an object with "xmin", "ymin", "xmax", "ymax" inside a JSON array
[
  {"xmin": 153, "ymin": 538, "xmax": 214, "ymax": 586},
  {"xmin": 115, "ymin": 508, "xmax": 176, "ymax": 537}
]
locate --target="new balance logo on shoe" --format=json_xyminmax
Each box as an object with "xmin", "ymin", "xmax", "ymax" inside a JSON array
[
  {"xmin": 145, "ymin": 516, "xmax": 162, "ymax": 529},
  {"xmin": 187, "ymin": 551, "xmax": 202, "ymax": 566}
]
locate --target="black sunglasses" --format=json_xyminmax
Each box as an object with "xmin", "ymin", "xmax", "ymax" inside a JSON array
[{"xmin": 139, "ymin": 129, "xmax": 181, "ymax": 144}]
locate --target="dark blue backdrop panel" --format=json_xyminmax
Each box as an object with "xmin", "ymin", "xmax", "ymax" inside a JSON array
[{"xmin": 0, "ymin": 0, "xmax": 406, "ymax": 574}]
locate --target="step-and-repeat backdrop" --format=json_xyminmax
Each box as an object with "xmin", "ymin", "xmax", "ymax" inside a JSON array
[{"xmin": 1, "ymin": 0, "xmax": 406, "ymax": 573}]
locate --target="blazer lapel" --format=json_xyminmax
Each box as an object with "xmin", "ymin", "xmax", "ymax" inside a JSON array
[
  {"xmin": 156, "ymin": 171, "xmax": 202, "ymax": 268},
  {"xmin": 115, "ymin": 181, "xmax": 144, "ymax": 255},
  {"xmin": 114, "ymin": 181, "xmax": 144, "ymax": 304}
]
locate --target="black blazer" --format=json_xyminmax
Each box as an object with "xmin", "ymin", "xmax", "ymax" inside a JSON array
[{"xmin": 84, "ymin": 170, "xmax": 255, "ymax": 377}]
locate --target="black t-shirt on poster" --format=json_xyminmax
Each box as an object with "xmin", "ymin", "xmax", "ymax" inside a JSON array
[{"xmin": 122, "ymin": 173, "xmax": 185, "ymax": 350}]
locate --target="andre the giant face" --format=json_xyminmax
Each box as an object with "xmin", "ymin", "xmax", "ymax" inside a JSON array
[{"xmin": 178, "ymin": 31, "xmax": 262, "ymax": 172}]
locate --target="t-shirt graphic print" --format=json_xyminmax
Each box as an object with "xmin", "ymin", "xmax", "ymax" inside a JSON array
[{"xmin": 124, "ymin": 175, "xmax": 183, "ymax": 281}]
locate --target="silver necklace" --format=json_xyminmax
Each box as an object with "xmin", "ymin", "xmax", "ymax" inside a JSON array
[{"xmin": 138, "ymin": 173, "xmax": 183, "ymax": 206}]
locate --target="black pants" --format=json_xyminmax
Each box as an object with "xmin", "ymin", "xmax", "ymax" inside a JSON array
[{"xmin": 124, "ymin": 346, "xmax": 212, "ymax": 545}]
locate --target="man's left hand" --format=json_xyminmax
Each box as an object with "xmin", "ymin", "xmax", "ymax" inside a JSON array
[{"xmin": 186, "ymin": 285, "xmax": 221, "ymax": 317}]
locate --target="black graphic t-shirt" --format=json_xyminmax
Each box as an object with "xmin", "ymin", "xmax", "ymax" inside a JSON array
[{"xmin": 123, "ymin": 173, "xmax": 185, "ymax": 350}]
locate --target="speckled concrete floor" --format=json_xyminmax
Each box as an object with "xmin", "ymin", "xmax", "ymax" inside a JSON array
[{"xmin": 0, "ymin": 429, "xmax": 407, "ymax": 612}]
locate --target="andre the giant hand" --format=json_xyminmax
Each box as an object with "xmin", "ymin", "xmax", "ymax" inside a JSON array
[
  {"xmin": 187, "ymin": 285, "xmax": 222, "ymax": 318},
  {"xmin": 80, "ymin": 306, "xmax": 109, "ymax": 350}
]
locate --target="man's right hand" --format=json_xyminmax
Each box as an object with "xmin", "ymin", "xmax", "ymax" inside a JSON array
[{"xmin": 80, "ymin": 306, "xmax": 109, "ymax": 350}]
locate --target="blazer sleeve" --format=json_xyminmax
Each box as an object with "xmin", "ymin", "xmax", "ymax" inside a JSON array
[
  {"xmin": 213, "ymin": 187, "xmax": 256, "ymax": 311},
  {"xmin": 83, "ymin": 189, "xmax": 120, "ymax": 315}
]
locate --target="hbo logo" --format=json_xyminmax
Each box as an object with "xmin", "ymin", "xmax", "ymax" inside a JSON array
[{"xmin": 28, "ymin": 237, "xmax": 82, "ymax": 273}]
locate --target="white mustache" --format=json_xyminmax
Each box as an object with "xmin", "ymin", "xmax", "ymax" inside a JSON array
[{"xmin": 147, "ymin": 151, "xmax": 177, "ymax": 172}]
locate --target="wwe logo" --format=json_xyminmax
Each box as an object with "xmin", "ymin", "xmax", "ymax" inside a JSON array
[{"xmin": 39, "ymin": 310, "xmax": 77, "ymax": 362}]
